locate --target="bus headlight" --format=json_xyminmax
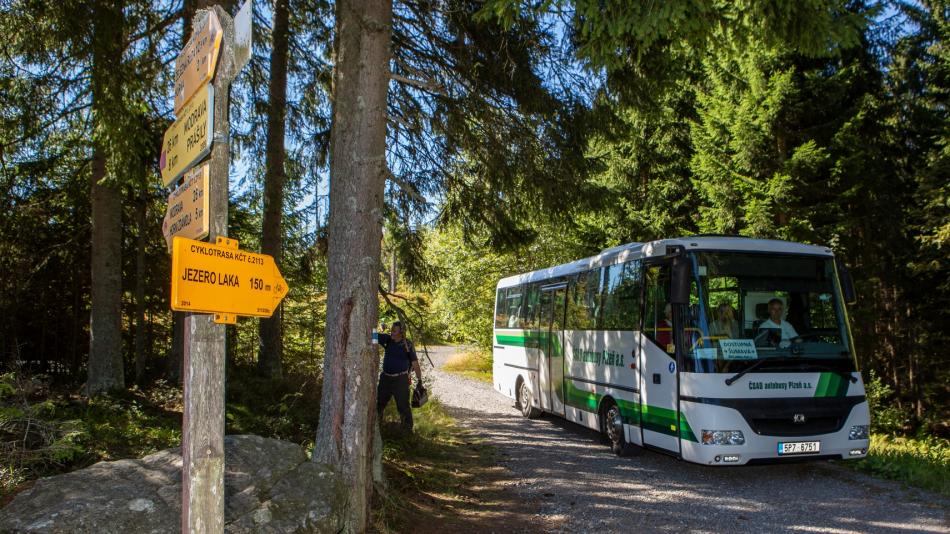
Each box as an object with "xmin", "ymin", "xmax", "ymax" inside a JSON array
[
  {"xmin": 702, "ymin": 430, "xmax": 745, "ymax": 446},
  {"xmin": 848, "ymin": 425, "xmax": 869, "ymax": 440}
]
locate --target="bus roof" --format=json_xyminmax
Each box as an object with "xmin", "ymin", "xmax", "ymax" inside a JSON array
[{"xmin": 496, "ymin": 236, "xmax": 835, "ymax": 289}]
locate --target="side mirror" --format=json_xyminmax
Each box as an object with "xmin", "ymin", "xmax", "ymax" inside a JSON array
[
  {"xmin": 837, "ymin": 259, "xmax": 857, "ymax": 306},
  {"xmin": 671, "ymin": 255, "xmax": 691, "ymax": 305}
]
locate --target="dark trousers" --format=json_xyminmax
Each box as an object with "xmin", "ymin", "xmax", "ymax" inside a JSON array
[{"xmin": 377, "ymin": 373, "xmax": 412, "ymax": 431}]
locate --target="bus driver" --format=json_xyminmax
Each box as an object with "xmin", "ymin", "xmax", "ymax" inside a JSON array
[{"xmin": 757, "ymin": 298, "xmax": 801, "ymax": 348}]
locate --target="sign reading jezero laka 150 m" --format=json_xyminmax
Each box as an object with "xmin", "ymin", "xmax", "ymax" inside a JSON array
[
  {"xmin": 161, "ymin": 84, "xmax": 214, "ymax": 187},
  {"xmin": 171, "ymin": 236, "xmax": 289, "ymax": 319},
  {"xmin": 174, "ymin": 10, "xmax": 222, "ymax": 114},
  {"xmin": 162, "ymin": 163, "xmax": 209, "ymax": 248}
]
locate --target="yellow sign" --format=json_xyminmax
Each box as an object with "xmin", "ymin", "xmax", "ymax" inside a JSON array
[
  {"xmin": 162, "ymin": 164, "xmax": 210, "ymax": 249},
  {"xmin": 161, "ymin": 84, "xmax": 214, "ymax": 187},
  {"xmin": 171, "ymin": 236, "xmax": 289, "ymax": 319},
  {"xmin": 174, "ymin": 11, "xmax": 222, "ymax": 115}
]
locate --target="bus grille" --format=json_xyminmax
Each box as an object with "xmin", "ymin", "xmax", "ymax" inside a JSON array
[
  {"xmin": 749, "ymin": 416, "xmax": 842, "ymax": 437},
  {"xmin": 680, "ymin": 395, "xmax": 865, "ymax": 438}
]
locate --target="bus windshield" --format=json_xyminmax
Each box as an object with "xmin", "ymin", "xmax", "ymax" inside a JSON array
[{"xmin": 679, "ymin": 251, "xmax": 856, "ymax": 373}]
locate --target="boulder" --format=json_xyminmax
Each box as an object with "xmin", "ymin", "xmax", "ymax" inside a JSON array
[{"xmin": 0, "ymin": 435, "xmax": 345, "ymax": 534}]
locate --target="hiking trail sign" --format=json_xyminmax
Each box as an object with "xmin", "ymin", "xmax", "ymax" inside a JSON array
[
  {"xmin": 174, "ymin": 10, "xmax": 222, "ymax": 114},
  {"xmin": 171, "ymin": 236, "xmax": 289, "ymax": 324},
  {"xmin": 162, "ymin": 164, "xmax": 209, "ymax": 249},
  {"xmin": 161, "ymin": 84, "xmax": 213, "ymax": 187}
]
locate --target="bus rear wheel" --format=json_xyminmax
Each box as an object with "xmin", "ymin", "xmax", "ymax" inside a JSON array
[
  {"xmin": 602, "ymin": 401, "xmax": 636, "ymax": 456},
  {"xmin": 518, "ymin": 378, "xmax": 541, "ymax": 419}
]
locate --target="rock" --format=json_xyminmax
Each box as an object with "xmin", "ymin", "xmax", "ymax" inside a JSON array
[{"xmin": 0, "ymin": 435, "xmax": 345, "ymax": 534}]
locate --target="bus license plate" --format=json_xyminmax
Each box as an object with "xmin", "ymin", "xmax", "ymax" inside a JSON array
[{"xmin": 778, "ymin": 441, "xmax": 820, "ymax": 455}]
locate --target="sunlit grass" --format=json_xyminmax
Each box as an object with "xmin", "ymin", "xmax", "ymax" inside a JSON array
[
  {"xmin": 442, "ymin": 349, "xmax": 493, "ymax": 383},
  {"xmin": 846, "ymin": 433, "xmax": 950, "ymax": 497}
]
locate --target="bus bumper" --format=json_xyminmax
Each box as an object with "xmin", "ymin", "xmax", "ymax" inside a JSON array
[{"xmin": 680, "ymin": 399, "xmax": 871, "ymax": 465}]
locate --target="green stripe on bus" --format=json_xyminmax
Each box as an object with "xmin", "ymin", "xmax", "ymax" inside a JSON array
[
  {"xmin": 564, "ymin": 378, "xmax": 599, "ymax": 411},
  {"xmin": 679, "ymin": 412, "xmax": 698, "ymax": 442},
  {"xmin": 563, "ymin": 380, "xmax": 697, "ymax": 442},
  {"xmin": 814, "ymin": 372, "xmax": 849, "ymax": 397},
  {"xmin": 497, "ymin": 329, "xmax": 698, "ymax": 442}
]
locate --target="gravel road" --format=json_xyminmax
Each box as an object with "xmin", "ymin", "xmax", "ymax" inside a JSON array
[{"xmin": 422, "ymin": 345, "xmax": 949, "ymax": 534}]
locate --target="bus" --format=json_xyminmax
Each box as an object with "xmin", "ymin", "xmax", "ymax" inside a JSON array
[{"xmin": 492, "ymin": 236, "xmax": 870, "ymax": 465}]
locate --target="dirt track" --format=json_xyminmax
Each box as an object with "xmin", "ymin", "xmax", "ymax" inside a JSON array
[{"xmin": 424, "ymin": 345, "xmax": 949, "ymax": 533}]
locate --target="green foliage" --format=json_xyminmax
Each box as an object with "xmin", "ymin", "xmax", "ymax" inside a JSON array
[
  {"xmin": 225, "ymin": 364, "xmax": 322, "ymax": 447},
  {"xmin": 864, "ymin": 371, "xmax": 911, "ymax": 435},
  {"xmin": 424, "ymin": 225, "xmax": 576, "ymax": 350},
  {"xmin": 848, "ymin": 433, "xmax": 950, "ymax": 497}
]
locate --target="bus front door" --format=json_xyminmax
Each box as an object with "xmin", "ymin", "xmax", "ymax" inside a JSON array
[
  {"xmin": 638, "ymin": 263, "xmax": 681, "ymax": 454},
  {"xmin": 539, "ymin": 285, "xmax": 567, "ymax": 416}
]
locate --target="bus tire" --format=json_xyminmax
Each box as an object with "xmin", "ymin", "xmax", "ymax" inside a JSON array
[
  {"xmin": 601, "ymin": 400, "xmax": 637, "ymax": 457},
  {"xmin": 517, "ymin": 377, "xmax": 541, "ymax": 419}
]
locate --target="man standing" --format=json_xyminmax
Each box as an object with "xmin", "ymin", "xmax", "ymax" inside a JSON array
[{"xmin": 376, "ymin": 321, "xmax": 422, "ymax": 432}]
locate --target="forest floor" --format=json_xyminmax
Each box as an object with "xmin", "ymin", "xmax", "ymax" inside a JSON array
[{"xmin": 427, "ymin": 345, "xmax": 950, "ymax": 533}]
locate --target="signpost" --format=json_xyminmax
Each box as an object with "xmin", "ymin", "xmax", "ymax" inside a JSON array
[
  {"xmin": 174, "ymin": 10, "xmax": 223, "ymax": 115},
  {"xmin": 162, "ymin": 164, "xmax": 210, "ymax": 248},
  {"xmin": 171, "ymin": 236, "xmax": 289, "ymax": 323},
  {"xmin": 161, "ymin": 84, "xmax": 214, "ymax": 187},
  {"xmin": 165, "ymin": 5, "xmax": 254, "ymax": 533}
]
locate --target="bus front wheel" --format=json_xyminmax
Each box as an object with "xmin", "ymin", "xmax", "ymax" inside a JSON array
[
  {"xmin": 518, "ymin": 378, "xmax": 541, "ymax": 419},
  {"xmin": 602, "ymin": 401, "xmax": 636, "ymax": 457}
]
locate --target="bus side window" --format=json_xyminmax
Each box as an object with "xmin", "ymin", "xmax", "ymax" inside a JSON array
[
  {"xmin": 522, "ymin": 283, "xmax": 540, "ymax": 329},
  {"xmin": 602, "ymin": 261, "xmax": 641, "ymax": 329},
  {"xmin": 494, "ymin": 288, "xmax": 508, "ymax": 328},
  {"xmin": 643, "ymin": 265, "xmax": 673, "ymax": 352},
  {"xmin": 505, "ymin": 286, "xmax": 524, "ymax": 328},
  {"xmin": 570, "ymin": 272, "xmax": 591, "ymax": 329},
  {"xmin": 621, "ymin": 259, "xmax": 642, "ymax": 329}
]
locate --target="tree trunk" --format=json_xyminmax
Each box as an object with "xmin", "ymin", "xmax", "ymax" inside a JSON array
[
  {"xmin": 313, "ymin": 0, "xmax": 392, "ymax": 530},
  {"xmin": 389, "ymin": 247, "xmax": 397, "ymax": 292},
  {"xmin": 258, "ymin": 0, "xmax": 291, "ymax": 379},
  {"xmin": 134, "ymin": 193, "xmax": 147, "ymax": 384},
  {"xmin": 86, "ymin": 1, "xmax": 126, "ymax": 396}
]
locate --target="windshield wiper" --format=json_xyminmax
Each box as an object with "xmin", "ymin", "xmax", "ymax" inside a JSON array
[{"xmin": 724, "ymin": 357, "xmax": 798, "ymax": 386}]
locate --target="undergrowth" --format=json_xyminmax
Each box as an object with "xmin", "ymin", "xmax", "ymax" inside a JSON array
[
  {"xmin": 373, "ymin": 398, "xmax": 495, "ymax": 532},
  {"xmin": 848, "ymin": 433, "xmax": 950, "ymax": 497},
  {"xmin": 1, "ymin": 364, "xmax": 322, "ymax": 502},
  {"xmin": 1, "ymin": 372, "xmax": 181, "ymax": 500},
  {"xmin": 441, "ymin": 349, "xmax": 493, "ymax": 384}
]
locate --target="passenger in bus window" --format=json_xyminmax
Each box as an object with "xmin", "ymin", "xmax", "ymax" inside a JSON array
[
  {"xmin": 756, "ymin": 298, "xmax": 801, "ymax": 348},
  {"xmin": 711, "ymin": 303, "xmax": 741, "ymax": 339},
  {"xmin": 656, "ymin": 303, "xmax": 673, "ymax": 352}
]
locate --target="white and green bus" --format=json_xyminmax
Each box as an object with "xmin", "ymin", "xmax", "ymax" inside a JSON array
[{"xmin": 492, "ymin": 236, "xmax": 870, "ymax": 465}]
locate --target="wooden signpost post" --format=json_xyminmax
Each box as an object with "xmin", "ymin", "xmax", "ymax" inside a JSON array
[{"xmin": 162, "ymin": 4, "xmax": 258, "ymax": 533}]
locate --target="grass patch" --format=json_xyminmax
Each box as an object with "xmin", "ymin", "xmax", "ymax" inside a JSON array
[
  {"xmin": 845, "ymin": 433, "xmax": 950, "ymax": 497},
  {"xmin": 373, "ymin": 398, "xmax": 496, "ymax": 532},
  {"xmin": 442, "ymin": 349, "xmax": 493, "ymax": 384}
]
